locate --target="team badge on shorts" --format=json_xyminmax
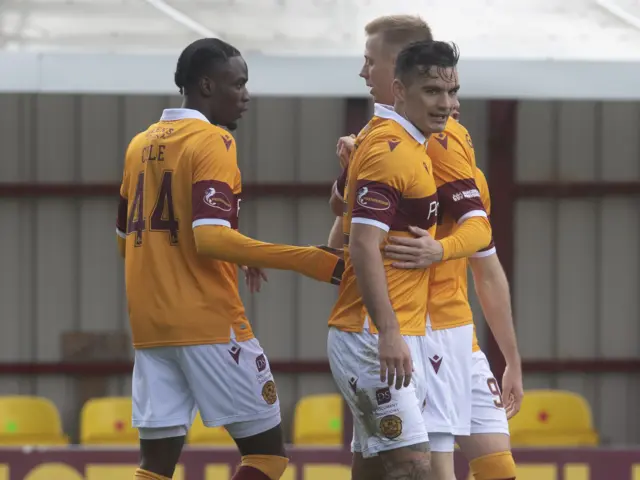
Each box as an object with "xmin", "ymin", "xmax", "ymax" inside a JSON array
[
  {"xmin": 261, "ymin": 380, "xmax": 278, "ymax": 405},
  {"xmin": 379, "ymin": 415, "xmax": 403, "ymax": 439}
]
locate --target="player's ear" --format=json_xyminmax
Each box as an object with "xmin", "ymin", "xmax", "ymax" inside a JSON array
[
  {"xmin": 392, "ymin": 78, "xmax": 406, "ymax": 103},
  {"xmin": 199, "ymin": 76, "xmax": 215, "ymax": 97}
]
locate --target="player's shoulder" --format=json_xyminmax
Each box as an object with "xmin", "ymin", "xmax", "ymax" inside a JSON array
[
  {"xmin": 359, "ymin": 117, "xmax": 419, "ymax": 155},
  {"xmin": 428, "ymin": 118, "xmax": 475, "ymax": 171},
  {"xmin": 475, "ymin": 166, "xmax": 488, "ymax": 188},
  {"xmin": 190, "ymin": 122, "xmax": 236, "ymax": 152},
  {"xmin": 442, "ymin": 117, "xmax": 474, "ymax": 151}
]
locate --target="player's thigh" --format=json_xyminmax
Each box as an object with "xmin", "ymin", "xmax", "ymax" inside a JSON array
[
  {"xmin": 429, "ymin": 451, "xmax": 454, "ymax": 480},
  {"xmin": 378, "ymin": 442, "xmax": 431, "ymax": 479},
  {"xmin": 351, "ymin": 452, "xmax": 384, "ymax": 480},
  {"xmin": 232, "ymin": 423, "xmax": 287, "ymax": 458},
  {"xmin": 422, "ymin": 324, "xmax": 474, "ymax": 437},
  {"xmin": 327, "ymin": 328, "xmax": 429, "ymax": 459},
  {"xmin": 132, "ymin": 347, "xmax": 195, "ymax": 432},
  {"xmin": 456, "ymin": 433, "xmax": 510, "ymax": 462},
  {"xmin": 178, "ymin": 339, "xmax": 282, "ymax": 438},
  {"xmin": 460, "ymin": 352, "xmax": 509, "ymax": 450}
]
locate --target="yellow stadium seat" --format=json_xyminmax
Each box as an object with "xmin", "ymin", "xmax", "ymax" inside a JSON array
[
  {"xmin": 0, "ymin": 395, "xmax": 68, "ymax": 445},
  {"xmin": 187, "ymin": 411, "xmax": 235, "ymax": 446},
  {"xmin": 80, "ymin": 397, "xmax": 138, "ymax": 445},
  {"xmin": 293, "ymin": 394, "xmax": 343, "ymax": 446},
  {"xmin": 508, "ymin": 389, "xmax": 599, "ymax": 447}
]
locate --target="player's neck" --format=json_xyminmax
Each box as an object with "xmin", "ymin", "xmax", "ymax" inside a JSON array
[
  {"xmin": 393, "ymin": 103, "xmax": 429, "ymax": 139},
  {"xmin": 180, "ymin": 97, "xmax": 212, "ymax": 123}
]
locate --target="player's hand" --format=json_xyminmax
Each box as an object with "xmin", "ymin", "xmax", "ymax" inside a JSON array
[
  {"xmin": 336, "ymin": 135, "xmax": 356, "ymax": 168},
  {"xmin": 501, "ymin": 363, "xmax": 524, "ymax": 419},
  {"xmin": 240, "ymin": 266, "xmax": 268, "ymax": 293},
  {"xmin": 384, "ymin": 226, "xmax": 444, "ymax": 269},
  {"xmin": 378, "ymin": 328, "xmax": 413, "ymax": 390}
]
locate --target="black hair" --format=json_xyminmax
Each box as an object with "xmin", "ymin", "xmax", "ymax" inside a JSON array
[
  {"xmin": 394, "ymin": 40, "xmax": 459, "ymax": 85},
  {"xmin": 174, "ymin": 38, "xmax": 241, "ymax": 95}
]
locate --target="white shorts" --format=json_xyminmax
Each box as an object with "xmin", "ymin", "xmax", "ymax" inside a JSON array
[
  {"xmin": 327, "ymin": 327, "xmax": 429, "ymax": 458},
  {"xmin": 132, "ymin": 338, "xmax": 281, "ymax": 440},
  {"xmin": 470, "ymin": 350, "xmax": 510, "ymax": 436},
  {"xmin": 422, "ymin": 323, "xmax": 474, "ymax": 449}
]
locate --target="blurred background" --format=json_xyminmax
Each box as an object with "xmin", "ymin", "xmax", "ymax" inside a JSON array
[{"xmin": 0, "ymin": 0, "xmax": 639, "ymax": 479}]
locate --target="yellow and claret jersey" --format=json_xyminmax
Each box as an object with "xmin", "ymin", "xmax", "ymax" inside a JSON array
[
  {"xmin": 116, "ymin": 108, "xmax": 252, "ymax": 348},
  {"xmin": 328, "ymin": 105, "xmax": 439, "ymax": 336},
  {"xmin": 427, "ymin": 117, "xmax": 489, "ymax": 331}
]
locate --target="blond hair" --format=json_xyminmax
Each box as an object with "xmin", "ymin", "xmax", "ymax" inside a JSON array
[{"xmin": 364, "ymin": 15, "xmax": 433, "ymax": 51}]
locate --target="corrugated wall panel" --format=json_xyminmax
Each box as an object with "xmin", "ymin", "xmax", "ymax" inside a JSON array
[
  {"xmin": 80, "ymin": 95, "xmax": 123, "ymax": 183},
  {"xmin": 35, "ymin": 95, "xmax": 78, "ymax": 182},
  {"xmin": 79, "ymin": 199, "xmax": 125, "ymax": 333},
  {"xmin": 0, "ymin": 95, "xmax": 23, "ymax": 182},
  {"xmin": 34, "ymin": 200, "xmax": 78, "ymax": 432},
  {"xmin": 601, "ymin": 102, "xmax": 640, "ymax": 181},
  {"xmin": 250, "ymin": 198, "xmax": 298, "ymax": 357},
  {"xmin": 557, "ymin": 102, "xmax": 598, "ymax": 180},
  {"xmin": 516, "ymin": 101, "xmax": 555, "ymax": 181},
  {"xmin": 515, "ymin": 100, "xmax": 640, "ymax": 445},
  {"xmin": 599, "ymin": 198, "xmax": 640, "ymax": 358},
  {"xmin": 296, "ymin": 198, "xmax": 340, "ymax": 359},
  {"xmin": 555, "ymin": 200, "xmax": 598, "ymax": 357},
  {"xmin": 253, "ymin": 98, "xmax": 299, "ymax": 183},
  {"xmin": 35, "ymin": 200, "xmax": 78, "ymax": 360},
  {"xmin": 298, "ymin": 98, "xmax": 345, "ymax": 182},
  {"xmin": 514, "ymin": 200, "xmax": 556, "ymax": 359},
  {"xmin": 0, "ymin": 199, "xmax": 34, "ymax": 395}
]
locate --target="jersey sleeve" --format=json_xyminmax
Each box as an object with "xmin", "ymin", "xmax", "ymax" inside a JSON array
[
  {"xmin": 116, "ymin": 144, "xmax": 133, "ymax": 239},
  {"xmin": 191, "ymin": 132, "xmax": 240, "ymax": 230},
  {"xmin": 430, "ymin": 132, "xmax": 487, "ymax": 223},
  {"xmin": 350, "ymin": 140, "xmax": 411, "ymax": 232},
  {"xmin": 471, "ymin": 167, "xmax": 496, "ymax": 258}
]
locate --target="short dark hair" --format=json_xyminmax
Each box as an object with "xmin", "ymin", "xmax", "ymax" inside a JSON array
[
  {"xmin": 394, "ymin": 41, "xmax": 459, "ymax": 85},
  {"xmin": 174, "ymin": 38, "xmax": 241, "ymax": 95}
]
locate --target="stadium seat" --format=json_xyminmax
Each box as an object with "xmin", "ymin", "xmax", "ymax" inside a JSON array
[
  {"xmin": 80, "ymin": 397, "xmax": 138, "ymax": 445},
  {"xmin": 0, "ymin": 395, "xmax": 69, "ymax": 445},
  {"xmin": 509, "ymin": 389, "xmax": 599, "ymax": 447},
  {"xmin": 187, "ymin": 411, "xmax": 235, "ymax": 445},
  {"xmin": 293, "ymin": 393, "xmax": 343, "ymax": 446}
]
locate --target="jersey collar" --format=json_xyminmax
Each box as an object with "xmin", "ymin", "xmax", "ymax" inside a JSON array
[
  {"xmin": 373, "ymin": 104, "xmax": 426, "ymax": 145},
  {"xmin": 160, "ymin": 108, "xmax": 210, "ymax": 123}
]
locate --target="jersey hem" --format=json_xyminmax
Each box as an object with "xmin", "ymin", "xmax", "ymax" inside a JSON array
[
  {"xmin": 133, "ymin": 333, "xmax": 255, "ymax": 349},
  {"xmin": 429, "ymin": 318, "xmax": 474, "ymax": 331},
  {"xmin": 327, "ymin": 324, "xmax": 427, "ymax": 336}
]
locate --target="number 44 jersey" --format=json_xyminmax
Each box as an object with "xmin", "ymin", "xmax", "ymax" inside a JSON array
[{"xmin": 116, "ymin": 108, "xmax": 251, "ymax": 349}]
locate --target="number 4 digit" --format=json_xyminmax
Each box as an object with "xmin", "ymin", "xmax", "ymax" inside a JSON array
[
  {"xmin": 126, "ymin": 172, "xmax": 145, "ymax": 247},
  {"xmin": 150, "ymin": 171, "xmax": 179, "ymax": 245},
  {"xmin": 125, "ymin": 171, "xmax": 179, "ymax": 246}
]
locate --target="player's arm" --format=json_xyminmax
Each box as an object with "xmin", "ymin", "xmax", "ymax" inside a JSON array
[
  {"xmin": 469, "ymin": 251, "xmax": 523, "ymax": 417},
  {"xmin": 115, "ymin": 162, "xmax": 130, "ymax": 259},
  {"xmin": 384, "ymin": 133, "xmax": 491, "ymax": 267},
  {"xmin": 471, "ymin": 167, "xmax": 522, "ymax": 416},
  {"xmin": 349, "ymin": 141, "xmax": 412, "ymax": 389},
  {"xmin": 469, "ymin": 252, "xmax": 519, "ymax": 368},
  {"xmin": 432, "ymin": 133, "xmax": 491, "ymax": 260},
  {"xmin": 327, "ymin": 167, "xmax": 348, "ymax": 248},
  {"xmin": 191, "ymin": 135, "xmax": 343, "ymax": 285}
]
